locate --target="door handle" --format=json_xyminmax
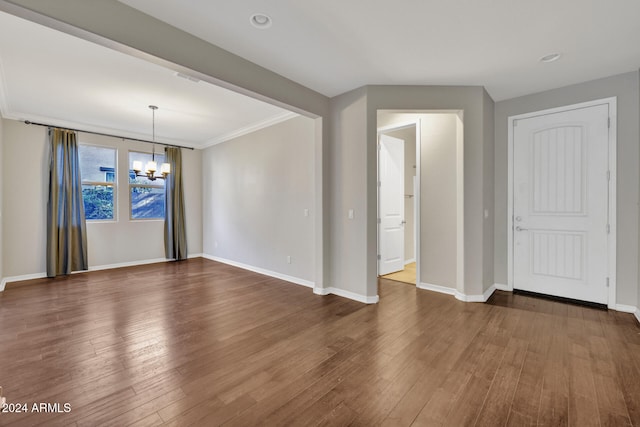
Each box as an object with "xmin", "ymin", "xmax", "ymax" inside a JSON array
[
  {"xmin": 400, "ymin": 220, "xmax": 406, "ymax": 225},
  {"xmin": 515, "ymin": 226, "xmax": 528, "ymax": 232}
]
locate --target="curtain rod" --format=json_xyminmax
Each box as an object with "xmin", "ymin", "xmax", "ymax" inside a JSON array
[{"xmin": 24, "ymin": 120, "xmax": 195, "ymax": 150}]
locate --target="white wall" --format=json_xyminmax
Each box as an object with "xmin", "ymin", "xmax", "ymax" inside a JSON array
[
  {"xmin": 202, "ymin": 115, "xmax": 316, "ymax": 284},
  {"xmin": 494, "ymin": 71, "xmax": 640, "ymax": 306},
  {"xmin": 1, "ymin": 118, "xmax": 202, "ymax": 281}
]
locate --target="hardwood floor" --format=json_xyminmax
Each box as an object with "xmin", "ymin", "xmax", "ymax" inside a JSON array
[{"xmin": 0, "ymin": 258, "xmax": 639, "ymax": 426}]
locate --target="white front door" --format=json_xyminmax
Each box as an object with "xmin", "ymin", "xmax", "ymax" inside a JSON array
[
  {"xmin": 513, "ymin": 103, "xmax": 610, "ymax": 304},
  {"xmin": 378, "ymin": 134, "xmax": 405, "ymax": 275}
]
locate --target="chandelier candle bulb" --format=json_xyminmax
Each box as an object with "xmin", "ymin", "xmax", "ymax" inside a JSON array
[
  {"xmin": 146, "ymin": 160, "xmax": 157, "ymax": 173},
  {"xmin": 132, "ymin": 160, "xmax": 143, "ymax": 172},
  {"xmin": 160, "ymin": 163, "xmax": 170, "ymax": 175}
]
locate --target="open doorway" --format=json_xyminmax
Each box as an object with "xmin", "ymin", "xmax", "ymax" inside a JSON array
[
  {"xmin": 377, "ymin": 110, "xmax": 464, "ymax": 294},
  {"xmin": 377, "ymin": 123, "xmax": 418, "ymax": 285}
]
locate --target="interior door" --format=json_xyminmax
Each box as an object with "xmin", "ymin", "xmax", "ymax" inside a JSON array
[
  {"xmin": 378, "ymin": 134, "xmax": 405, "ymax": 275},
  {"xmin": 513, "ymin": 104, "xmax": 609, "ymax": 304}
]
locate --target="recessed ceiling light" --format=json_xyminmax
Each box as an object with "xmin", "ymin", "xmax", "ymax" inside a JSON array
[
  {"xmin": 250, "ymin": 13, "xmax": 272, "ymax": 29},
  {"xmin": 540, "ymin": 53, "xmax": 562, "ymax": 63}
]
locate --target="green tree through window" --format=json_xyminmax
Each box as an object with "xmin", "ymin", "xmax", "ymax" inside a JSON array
[{"xmin": 79, "ymin": 145, "xmax": 116, "ymax": 220}]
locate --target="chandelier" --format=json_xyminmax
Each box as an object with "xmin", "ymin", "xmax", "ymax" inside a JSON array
[{"xmin": 132, "ymin": 105, "xmax": 170, "ymax": 181}]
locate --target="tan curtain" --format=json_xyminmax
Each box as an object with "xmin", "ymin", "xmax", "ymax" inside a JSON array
[
  {"xmin": 46, "ymin": 128, "xmax": 88, "ymax": 277},
  {"xmin": 164, "ymin": 147, "xmax": 188, "ymax": 260}
]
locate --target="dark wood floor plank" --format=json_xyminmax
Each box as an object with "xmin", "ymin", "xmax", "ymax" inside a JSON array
[
  {"xmin": 411, "ymin": 370, "xmax": 472, "ymax": 425},
  {"xmin": 379, "ymin": 367, "xmax": 443, "ymax": 427},
  {"xmin": 1, "ymin": 262, "xmax": 639, "ymax": 426},
  {"xmin": 475, "ymin": 337, "xmax": 528, "ymax": 426}
]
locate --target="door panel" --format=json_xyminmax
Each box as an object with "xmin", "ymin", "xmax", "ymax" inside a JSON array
[
  {"xmin": 513, "ymin": 104, "xmax": 609, "ymax": 304},
  {"xmin": 378, "ymin": 134, "xmax": 405, "ymax": 275}
]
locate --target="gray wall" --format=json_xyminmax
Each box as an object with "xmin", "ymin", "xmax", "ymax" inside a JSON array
[
  {"xmin": 420, "ymin": 114, "xmax": 459, "ymax": 288},
  {"xmin": 482, "ymin": 90, "xmax": 495, "ymax": 291},
  {"xmin": 494, "ymin": 71, "xmax": 640, "ymax": 306},
  {"xmin": 367, "ymin": 86, "xmax": 493, "ymax": 298},
  {"xmin": 2, "ymin": 120, "xmax": 47, "ymax": 277},
  {"xmin": 328, "ymin": 87, "xmax": 369, "ymax": 296},
  {"xmin": 0, "ymin": 116, "xmax": 3, "ymax": 281},
  {"xmin": 379, "ymin": 113, "xmax": 460, "ymax": 289},
  {"xmin": 202, "ymin": 116, "xmax": 316, "ymax": 283},
  {"xmin": 1, "ymin": 118, "xmax": 203, "ymax": 278}
]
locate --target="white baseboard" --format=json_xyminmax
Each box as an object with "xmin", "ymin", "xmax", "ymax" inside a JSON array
[
  {"xmin": 202, "ymin": 254, "xmax": 315, "ymax": 288},
  {"xmin": 635, "ymin": 309, "xmax": 640, "ymax": 325},
  {"xmin": 0, "ymin": 255, "xmax": 206, "ymax": 292},
  {"xmin": 1, "ymin": 272, "xmax": 47, "ymax": 291},
  {"xmin": 313, "ymin": 287, "xmax": 379, "ymax": 304},
  {"xmin": 418, "ymin": 282, "xmax": 495, "ymax": 303},
  {"xmin": 615, "ymin": 304, "xmax": 637, "ymax": 313},
  {"xmin": 88, "ymin": 257, "xmax": 168, "ymax": 272},
  {"xmin": 494, "ymin": 283, "xmax": 510, "ymax": 291},
  {"xmin": 483, "ymin": 284, "xmax": 497, "ymax": 301},
  {"xmin": 455, "ymin": 284, "xmax": 496, "ymax": 303},
  {"xmin": 404, "ymin": 258, "xmax": 416, "ymax": 265},
  {"xmin": 417, "ymin": 282, "xmax": 456, "ymax": 296}
]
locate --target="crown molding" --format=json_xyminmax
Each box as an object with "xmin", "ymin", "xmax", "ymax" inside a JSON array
[{"xmin": 201, "ymin": 111, "xmax": 299, "ymax": 148}]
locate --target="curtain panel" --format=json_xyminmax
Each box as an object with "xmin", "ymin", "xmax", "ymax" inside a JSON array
[
  {"xmin": 164, "ymin": 147, "xmax": 188, "ymax": 260},
  {"xmin": 46, "ymin": 128, "xmax": 88, "ymax": 277}
]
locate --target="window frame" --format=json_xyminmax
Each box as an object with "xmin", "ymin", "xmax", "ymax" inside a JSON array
[
  {"xmin": 128, "ymin": 150, "xmax": 166, "ymax": 221},
  {"xmin": 79, "ymin": 143, "xmax": 118, "ymax": 223}
]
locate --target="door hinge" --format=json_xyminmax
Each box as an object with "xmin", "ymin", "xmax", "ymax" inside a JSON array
[
  {"xmin": 513, "ymin": 119, "xmax": 518, "ymax": 127},
  {"xmin": 377, "ymin": 254, "xmax": 381, "ymax": 260},
  {"xmin": 606, "ymin": 224, "xmax": 610, "ymax": 234},
  {"xmin": 377, "ymin": 181, "xmax": 382, "ymax": 187},
  {"xmin": 377, "ymin": 142, "xmax": 381, "ymax": 150},
  {"xmin": 608, "ymin": 117, "xmax": 611, "ymax": 128},
  {"xmin": 377, "ymin": 218, "xmax": 381, "ymax": 224},
  {"xmin": 606, "ymin": 277, "xmax": 610, "ymax": 287},
  {"xmin": 606, "ymin": 170, "xmax": 611, "ymax": 181}
]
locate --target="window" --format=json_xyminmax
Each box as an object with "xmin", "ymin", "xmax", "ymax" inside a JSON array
[
  {"xmin": 79, "ymin": 145, "xmax": 117, "ymax": 221},
  {"xmin": 129, "ymin": 151, "xmax": 165, "ymax": 219}
]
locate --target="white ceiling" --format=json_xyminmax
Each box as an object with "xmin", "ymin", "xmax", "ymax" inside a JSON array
[
  {"xmin": 0, "ymin": 11, "xmax": 295, "ymax": 148},
  {"xmin": 120, "ymin": 0, "xmax": 640, "ymax": 101}
]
